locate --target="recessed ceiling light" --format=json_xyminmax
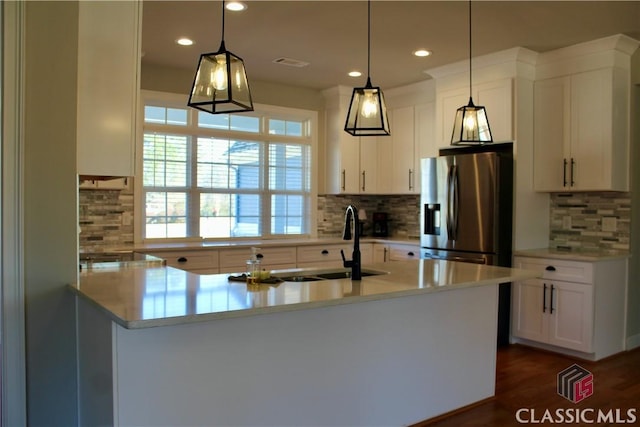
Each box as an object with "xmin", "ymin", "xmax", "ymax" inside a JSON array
[
  {"xmin": 226, "ymin": 2, "xmax": 247, "ymax": 12},
  {"xmin": 176, "ymin": 38, "xmax": 194, "ymax": 46},
  {"xmin": 348, "ymin": 71, "xmax": 362, "ymax": 77},
  {"xmin": 413, "ymin": 49, "xmax": 432, "ymax": 57}
]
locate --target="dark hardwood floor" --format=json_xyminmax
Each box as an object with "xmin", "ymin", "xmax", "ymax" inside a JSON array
[{"xmin": 414, "ymin": 344, "xmax": 640, "ymax": 426}]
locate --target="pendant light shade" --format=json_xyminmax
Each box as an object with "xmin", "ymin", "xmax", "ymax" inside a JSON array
[
  {"xmin": 451, "ymin": 0, "xmax": 492, "ymax": 145},
  {"xmin": 188, "ymin": 1, "xmax": 253, "ymax": 114},
  {"xmin": 344, "ymin": 0, "xmax": 390, "ymax": 136}
]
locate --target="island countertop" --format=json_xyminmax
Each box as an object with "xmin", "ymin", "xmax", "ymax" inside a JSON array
[{"xmin": 71, "ymin": 259, "xmax": 538, "ymax": 329}]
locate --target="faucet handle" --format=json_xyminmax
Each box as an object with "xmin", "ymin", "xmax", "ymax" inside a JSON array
[{"xmin": 340, "ymin": 249, "xmax": 353, "ymax": 268}]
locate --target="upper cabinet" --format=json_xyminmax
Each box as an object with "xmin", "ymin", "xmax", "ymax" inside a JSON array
[
  {"xmin": 76, "ymin": 1, "xmax": 142, "ymax": 177},
  {"xmin": 436, "ymin": 78, "xmax": 513, "ymax": 146},
  {"xmin": 322, "ymin": 82, "xmax": 435, "ymax": 195},
  {"xmin": 533, "ymin": 34, "xmax": 638, "ymax": 192}
]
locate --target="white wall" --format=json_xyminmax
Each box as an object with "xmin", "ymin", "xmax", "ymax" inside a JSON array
[{"xmin": 22, "ymin": 2, "xmax": 79, "ymax": 424}]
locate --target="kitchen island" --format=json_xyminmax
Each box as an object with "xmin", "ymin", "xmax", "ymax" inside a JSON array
[{"xmin": 72, "ymin": 259, "xmax": 537, "ymax": 426}]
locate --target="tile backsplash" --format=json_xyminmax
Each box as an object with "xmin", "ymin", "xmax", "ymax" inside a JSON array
[
  {"xmin": 317, "ymin": 194, "xmax": 420, "ymax": 239},
  {"xmin": 549, "ymin": 192, "xmax": 630, "ymax": 251},
  {"xmin": 79, "ymin": 186, "xmax": 134, "ymax": 253},
  {"xmin": 78, "ymin": 188, "xmax": 630, "ymax": 253}
]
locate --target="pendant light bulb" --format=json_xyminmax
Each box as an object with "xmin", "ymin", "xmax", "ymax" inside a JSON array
[
  {"xmin": 212, "ymin": 58, "xmax": 228, "ymax": 91},
  {"xmin": 360, "ymin": 90, "xmax": 378, "ymax": 118}
]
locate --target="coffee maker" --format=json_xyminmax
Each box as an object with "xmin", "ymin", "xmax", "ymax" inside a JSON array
[{"xmin": 372, "ymin": 212, "xmax": 389, "ymax": 237}]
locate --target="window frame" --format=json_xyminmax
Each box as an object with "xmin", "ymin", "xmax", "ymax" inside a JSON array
[{"xmin": 135, "ymin": 90, "xmax": 318, "ymax": 243}]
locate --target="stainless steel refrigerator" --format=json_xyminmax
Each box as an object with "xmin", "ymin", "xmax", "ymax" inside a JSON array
[{"xmin": 420, "ymin": 143, "xmax": 513, "ymax": 344}]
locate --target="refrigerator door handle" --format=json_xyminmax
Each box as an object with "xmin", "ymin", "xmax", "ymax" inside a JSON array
[
  {"xmin": 446, "ymin": 165, "xmax": 454, "ymax": 239},
  {"xmin": 446, "ymin": 164, "xmax": 459, "ymax": 241}
]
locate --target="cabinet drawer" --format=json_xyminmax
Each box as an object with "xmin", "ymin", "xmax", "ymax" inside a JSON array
[
  {"xmin": 145, "ymin": 251, "xmax": 219, "ymax": 270},
  {"xmin": 514, "ymin": 256, "xmax": 593, "ymax": 284},
  {"xmin": 388, "ymin": 244, "xmax": 420, "ymax": 261},
  {"xmin": 219, "ymin": 247, "xmax": 297, "ymax": 269},
  {"xmin": 296, "ymin": 244, "xmax": 352, "ymax": 264}
]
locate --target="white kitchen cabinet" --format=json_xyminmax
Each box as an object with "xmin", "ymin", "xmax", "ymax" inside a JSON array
[
  {"xmin": 511, "ymin": 255, "xmax": 627, "ymax": 360},
  {"xmin": 414, "ymin": 102, "xmax": 437, "ymax": 162},
  {"xmin": 79, "ymin": 177, "xmax": 131, "ymax": 190},
  {"xmin": 376, "ymin": 107, "xmax": 418, "ymax": 194},
  {"xmin": 77, "ymin": 0, "xmax": 141, "ymax": 177},
  {"xmin": 296, "ymin": 243, "xmax": 373, "ymax": 268},
  {"xmin": 140, "ymin": 250, "xmax": 219, "ymax": 274},
  {"xmin": 533, "ymin": 68, "xmax": 630, "ymax": 192},
  {"xmin": 218, "ymin": 247, "xmax": 297, "ymax": 274},
  {"xmin": 436, "ymin": 78, "xmax": 513, "ymax": 147},
  {"xmin": 372, "ymin": 242, "xmax": 420, "ymax": 263}
]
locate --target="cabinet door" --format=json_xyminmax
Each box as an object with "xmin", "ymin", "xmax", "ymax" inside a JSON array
[
  {"xmin": 77, "ymin": 0, "xmax": 141, "ymax": 177},
  {"xmin": 533, "ymin": 76, "xmax": 571, "ymax": 191},
  {"xmin": 437, "ymin": 88, "xmax": 468, "ymax": 147},
  {"xmin": 389, "ymin": 106, "xmax": 417, "ymax": 194},
  {"xmin": 547, "ymin": 280, "xmax": 593, "ymax": 352},
  {"xmin": 475, "ymin": 79, "xmax": 513, "ymax": 143},
  {"xmin": 414, "ymin": 102, "xmax": 436, "ymax": 191},
  {"xmin": 359, "ymin": 137, "xmax": 378, "ymax": 193},
  {"xmin": 570, "ymin": 69, "xmax": 615, "ymax": 191},
  {"xmin": 511, "ymin": 279, "xmax": 547, "ymax": 343}
]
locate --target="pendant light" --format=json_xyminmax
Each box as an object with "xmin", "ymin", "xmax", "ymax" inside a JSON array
[
  {"xmin": 344, "ymin": 0, "xmax": 390, "ymax": 137},
  {"xmin": 188, "ymin": 0, "xmax": 253, "ymax": 114},
  {"xmin": 451, "ymin": 0, "xmax": 492, "ymax": 145}
]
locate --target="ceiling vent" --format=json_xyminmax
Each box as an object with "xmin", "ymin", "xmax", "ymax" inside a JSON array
[{"xmin": 272, "ymin": 57, "xmax": 310, "ymax": 68}]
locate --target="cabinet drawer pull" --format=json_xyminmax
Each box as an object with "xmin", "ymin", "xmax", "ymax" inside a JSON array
[
  {"xmin": 177, "ymin": 257, "xmax": 188, "ymax": 263},
  {"xmin": 321, "ymin": 249, "xmax": 329, "ymax": 255},
  {"xmin": 549, "ymin": 284, "xmax": 555, "ymax": 314},
  {"xmin": 407, "ymin": 251, "xmax": 415, "ymax": 257},
  {"xmin": 256, "ymin": 253, "xmax": 264, "ymax": 259},
  {"xmin": 542, "ymin": 283, "xmax": 547, "ymax": 313},
  {"xmin": 545, "ymin": 266, "xmax": 556, "ymax": 271}
]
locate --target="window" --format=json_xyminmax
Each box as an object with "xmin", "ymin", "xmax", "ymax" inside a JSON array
[{"xmin": 140, "ymin": 91, "xmax": 316, "ymax": 241}]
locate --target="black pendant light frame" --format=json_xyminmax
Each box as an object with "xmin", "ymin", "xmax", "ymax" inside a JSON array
[
  {"xmin": 188, "ymin": 0, "xmax": 254, "ymax": 114},
  {"xmin": 451, "ymin": 0, "xmax": 492, "ymax": 145},
  {"xmin": 344, "ymin": 0, "xmax": 390, "ymax": 137}
]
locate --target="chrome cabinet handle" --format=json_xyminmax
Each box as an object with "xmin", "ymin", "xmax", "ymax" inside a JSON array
[
  {"xmin": 408, "ymin": 169, "xmax": 413, "ymax": 191},
  {"xmin": 341, "ymin": 170, "xmax": 346, "ymax": 191}
]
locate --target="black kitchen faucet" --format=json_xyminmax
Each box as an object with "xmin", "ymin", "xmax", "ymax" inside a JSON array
[{"xmin": 341, "ymin": 204, "xmax": 362, "ymax": 280}]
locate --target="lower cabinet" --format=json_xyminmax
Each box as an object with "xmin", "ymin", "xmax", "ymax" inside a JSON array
[
  {"xmin": 140, "ymin": 250, "xmax": 219, "ymax": 274},
  {"xmin": 373, "ymin": 243, "xmax": 420, "ymax": 263},
  {"xmin": 512, "ymin": 278, "xmax": 592, "ymax": 352},
  {"xmin": 296, "ymin": 243, "xmax": 373, "ymax": 268},
  {"xmin": 218, "ymin": 246, "xmax": 297, "ymax": 274},
  {"xmin": 511, "ymin": 255, "xmax": 627, "ymax": 360}
]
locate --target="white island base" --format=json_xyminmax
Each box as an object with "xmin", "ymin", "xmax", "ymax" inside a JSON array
[{"xmin": 79, "ymin": 283, "xmax": 499, "ymax": 426}]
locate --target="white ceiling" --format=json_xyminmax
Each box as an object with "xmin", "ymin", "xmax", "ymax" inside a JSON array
[{"xmin": 141, "ymin": 1, "xmax": 640, "ymax": 91}]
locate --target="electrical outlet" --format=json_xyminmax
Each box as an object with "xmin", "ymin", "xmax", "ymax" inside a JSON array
[
  {"xmin": 602, "ymin": 217, "xmax": 617, "ymax": 232},
  {"xmin": 562, "ymin": 216, "xmax": 572, "ymax": 230}
]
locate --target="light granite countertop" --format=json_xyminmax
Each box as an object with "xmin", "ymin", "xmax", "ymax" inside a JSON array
[
  {"xmin": 514, "ymin": 247, "xmax": 630, "ymax": 262},
  {"xmin": 70, "ymin": 259, "xmax": 537, "ymax": 329},
  {"xmin": 131, "ymin": 237, "xmax": 420, "ymax": 253}
]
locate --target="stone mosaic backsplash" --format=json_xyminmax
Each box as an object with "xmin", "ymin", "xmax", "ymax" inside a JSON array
[
  {"xmin": 79, "ymin": 187, "xmax": 629, "ymax": 253},
  {"xmin": 317, "ymin": 194, "xmax": 420, "ymax": 239},
  {"xmin": 549, "ymin": 192, "xmax": 630, "ymax": 251},
  {"xmin": 79, "ymin": 185, "xmax": 134, "ymax": 253}
]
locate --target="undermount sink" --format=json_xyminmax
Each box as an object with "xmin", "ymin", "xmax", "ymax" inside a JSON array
[{"xmin": 277, "ymin": 269, "xmax": 386, "ymax": 282}]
